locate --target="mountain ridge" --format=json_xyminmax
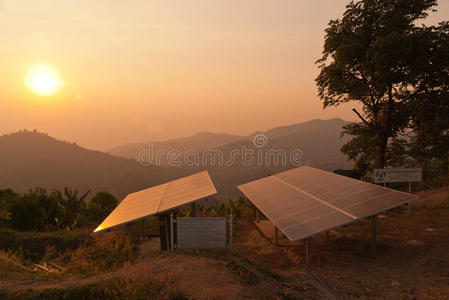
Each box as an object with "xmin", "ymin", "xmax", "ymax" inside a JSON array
[
  {"xmin": 0, "ymin": 118, "xmax": 353, "ymax": 199},
  {"xmin": 0, "ymin": 130, "xmax": 188, "ymax": 198},
  {"xmin": 108, "ymin": 118, "xmax": 349, "ymax": 160}
]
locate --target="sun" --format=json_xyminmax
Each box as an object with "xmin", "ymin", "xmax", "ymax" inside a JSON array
[{"xmin": 25, "ymin": 64, "xmax": 64, "ymax": 96}]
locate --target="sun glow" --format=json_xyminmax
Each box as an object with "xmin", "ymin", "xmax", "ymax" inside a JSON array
[{"xmin": 25, "ymin": 64, "xmax": 64, "ymax": 96}]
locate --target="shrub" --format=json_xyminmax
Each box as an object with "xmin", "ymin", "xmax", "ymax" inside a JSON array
[
  {"xmin": 9, "ymin": 188, "xmax": 49, "ymax": 231},
  {"xmin": 67, "ymin": 228, "xmax": 138, "ymax": 274},
  {"xmin": 0, "ymin": 188, "xmax": 91, "ymax": 231},
  {"xmin": 230, "ymin": 196, "xmax": 255, "ymax": 220},
  {"xmin": 52, "ymin": 188, "xmax": 90, "ymax": 230},
  {"xmin": 0, "ymin": 228, "xmax": 91, "ymax": 262},
  {"xmin": 87, "ymin": 191, "xmax": 118, "ymax": 221},
  {"xmin": 104, "ymin": 272, "xmax": 187, "ymax": 299},
  {"xmin": 0, "ymin": 248, "xmax": 27, "ymax": 274},
  {"xmin": 2, "ymin": 274, "xmax": 189, "ymax": 300},
  {"xmin": 0, "ymin": 189, "xmax": 14, "ymax": 222}
]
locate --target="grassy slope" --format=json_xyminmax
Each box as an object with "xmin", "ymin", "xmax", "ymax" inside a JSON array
[
  {"xmin": 0, "ymin": 131, "xmax": 188, "ymax": 198},
  {"xmin": 0, "ymin": 186, "xmax": 448, "ymax": 299}
]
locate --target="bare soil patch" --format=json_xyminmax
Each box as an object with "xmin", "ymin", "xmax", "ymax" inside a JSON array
[{"xmin": 1, "ymin": 187, "xmax": 448, "ymax": 299}]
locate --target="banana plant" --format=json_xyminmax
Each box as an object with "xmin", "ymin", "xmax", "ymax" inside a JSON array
[{"xmin": 54, "ymin": 187, "xmax": 90, "ymax": 230}]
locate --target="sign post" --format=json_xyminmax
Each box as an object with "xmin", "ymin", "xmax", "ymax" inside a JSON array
[
  {"xmin": 176, "ymin": 217, "xmax": 227, "ymax": 249},
  {"xmin": 374, "ymin": 168, "xmax": 422, "ymax": 184},
  {"xmin": 372, "ymin": 168, "xmax": 422, "ymax": 244},
  {"xmin": 374, "ymin": 168, "xmax": 422, "ymax": 214}
]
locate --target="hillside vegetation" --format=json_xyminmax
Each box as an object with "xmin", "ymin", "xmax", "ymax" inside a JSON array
[
  {"xmin": 0, "ymin": 119, "xmax": 351, "ymax": 200},
  {"xmin": 0, "ymin": 186, "xmax": 448, "ymax": 299},
  {"xmin": 0, "ymin": 130, "xmax": 188, "ymax": 198}
]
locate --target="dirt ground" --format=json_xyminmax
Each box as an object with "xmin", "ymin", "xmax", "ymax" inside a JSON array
[
  {"xmin": 0, "ymin": 245, "xmax": 308, "ymax": 299},
  {"xmin": 1, "ymin": 187, "xmax": 448, "ymax": 299},
  {"xmin": 239, "ymin": 187, "xmax": 449, "ymax": 299}
]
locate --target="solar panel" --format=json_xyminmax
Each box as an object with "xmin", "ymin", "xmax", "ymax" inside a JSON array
[
  {"xmin": 238, "ymin": 166, "xmax": 417, "ymax": 241},
  {"xmin": 94, "ymin": 171, "xmax": 217, "ymax": 232}
]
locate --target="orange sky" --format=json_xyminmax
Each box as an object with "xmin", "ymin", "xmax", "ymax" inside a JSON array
[{"xmin": 1, "ymin": 0, "xmax": 448, "ymax": 150}]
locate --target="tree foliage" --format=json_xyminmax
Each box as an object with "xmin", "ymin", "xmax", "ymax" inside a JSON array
[
  {"xmin": 0, "ymin": 187, "xmax": 95, "ymax": 231},
  {"xmin": 0, "ymin": 189, "xmax": 15, "ymax": 221},
  {"xmin": 408, "ymin": 21, "xmax": 449, "ymax": 171},
  {"xmin": 52, "ymin": 187, "xmax": 90, "ymax": 230},
  {"xmin": 87, "ymin": 191, "xmax": 118, "ymax": 220},
  {"xmin": 316, "ymin": 0, "xmax": 449, "ymax": 173}
]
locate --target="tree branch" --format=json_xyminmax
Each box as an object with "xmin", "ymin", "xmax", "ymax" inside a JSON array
[{"xmin": 352, "ymin": 108, "xmax": 371, "ymax": 126}]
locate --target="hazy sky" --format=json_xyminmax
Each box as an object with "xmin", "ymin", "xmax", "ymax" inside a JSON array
[{"xmin": 1, "ymin": 0, "xmax": 448, "ymax": 150}]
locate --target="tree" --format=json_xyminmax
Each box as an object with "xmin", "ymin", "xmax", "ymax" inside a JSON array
[
  {"xmin": 10, "ymin": 188, "xmax": 48, "ymax": 230},
  {"xmin": 87, "ymin": 191, "xmax": 118, "ymax": 220},
  {"xmin": 52, "ymin": 187, "xmax": 90, "ymax": 230},
  {"xmin": 316, "ymin": 0, "xmax": 443, "ymax": 170},
  {"xmin": 407, "ymin": 22, "xmax": 449, "ymax": 173},
  {"xmin": 0, "ymin": 189, "xmax": 16, "ymax": 221},
  {"xmin": 340, "ymin": 123, "xmax": 410, "ymax": 176}
]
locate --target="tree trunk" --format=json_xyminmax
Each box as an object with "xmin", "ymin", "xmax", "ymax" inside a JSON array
[
  {"xmin": 376, "ymin": 132, "xmax": 388, "ymax": 169},
  {"xmin": 376, "ymin": 86, "xmax": 394, "ymax": 169}
]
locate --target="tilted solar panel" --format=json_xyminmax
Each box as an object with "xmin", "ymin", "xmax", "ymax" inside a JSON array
[
  {"xmin": 238, "ymin": 166, "xmax": 417, "ymax": 241},
  {"xmin": 94, "ymin": 171, "xmax": 217, "ymax": 232}
]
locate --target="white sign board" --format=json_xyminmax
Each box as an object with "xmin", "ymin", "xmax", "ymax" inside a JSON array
[
  {"xmin": 374, "ymin": 168, "xmax": 422, "ymax": 183},
  {"xmin": 177, "ymin": 217, "xmax": 226, "ymax": 249}
]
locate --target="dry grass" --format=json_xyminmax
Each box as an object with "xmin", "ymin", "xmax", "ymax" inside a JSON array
[
  {"xmin": 0, "ymin": 248, "xmax": 29, "ymax": 274},
  {"xmin": 231, "ymin": 187, "xmax": 449, "ymax": 299},
  {"xmin": 66, "ymin": 228, "xmax": 138, "ymax": 274},
  {"xmin": 1, "ymin": 187, "xmax": 449, "ymax": 299},
  {"xmin": 104, "ymin": 268, "xmax": 187, "ymax": 300},
  {"xmin": 1, "ymin": 270, "xmax": 189, "ymax": 300}
]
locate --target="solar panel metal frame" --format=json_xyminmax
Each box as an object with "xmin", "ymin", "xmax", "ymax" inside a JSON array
[
  {"xmin": 273, "ymin": 167, "xmax": 417, "ymax": 219},
  {"xmin": 94, "ymin": 171, "xmax": 217, "ymax": 232},
  {"xmin": 238, "ymin": 166, "xmax": 417, "ymax": 242},
  {"xmin": 238, "ymin": 178, "xmax": 355, "ymax": 242}
]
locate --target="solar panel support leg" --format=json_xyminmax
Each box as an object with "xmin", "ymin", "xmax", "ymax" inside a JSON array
[
  {"xmin": 371, "ymin": 215, "xmax": 377, "ymax": 256},
  {"xmin": 170, "ymin": 212, "xmax": 174, "ymax": 251},
  {"xmin": 191, "ymin": 203, "xmax": 196, "ymax": 217},
  {"xmin": 274, "ymin": 227, "xmax": 279, "ymax": 246},
  {"xmin": 229, "ymin": 213, "xmax": 233, "ymax": 251},
  {"xmin": 305, "ymin": 238, "xmax": 311, "ymax": 264},
  {"xmin": 165, "ymin": 215, "xmax": 170, "ymax": 251},
  {"xmin": 159, "ymin": 214, "xmax": 169, "ymax": 251},
  {"xmin": 407, "ymin": 181, "xmax": 412, "ymax": 215}
]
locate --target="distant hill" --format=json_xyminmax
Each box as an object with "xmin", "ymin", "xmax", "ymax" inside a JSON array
[
  {"xmin": 263, "ymin": 118, "xmax": 350, "ymax": 139},
  {"xmin": 108, "ymin": 132, "xmax": 245, "ymax": 160},
  {"xmin": 109, "ymin": 118, "xmax": 350, "ymax": 167},
  {"xmin": 199, "ymin": 118, "xmax": 353, "ymax": 198},
  {"xmin": 0, "ymin": 119, "xmax": 353, "ymax": 200},
  {"xmin": 0, "ymin": 130, "xmax": 188, "ymax": 198},
  {"xmin": 107, "ymin": 118, "xmax": 353, "ymax": 198}
]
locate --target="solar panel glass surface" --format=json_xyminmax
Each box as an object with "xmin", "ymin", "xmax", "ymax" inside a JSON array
[
  {"xmin": 94, "ymin": 171, "xmax": 217, "ymax": 232},
  {"xmin": 238, "ymin": 166, "xmax": 417, "ymax": 241}
]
